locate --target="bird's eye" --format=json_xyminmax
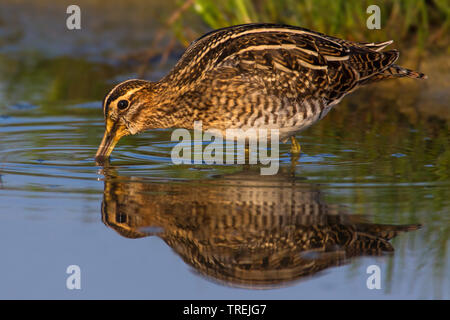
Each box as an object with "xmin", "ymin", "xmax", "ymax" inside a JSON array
[{"xmin": 117, "ymin": 100, "xmax": 129, "ymax": 110}]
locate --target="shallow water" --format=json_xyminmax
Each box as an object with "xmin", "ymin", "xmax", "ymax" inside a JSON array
[{"xmin": 0, "ymin": 2, "xmax": 449, "ymax": 299}]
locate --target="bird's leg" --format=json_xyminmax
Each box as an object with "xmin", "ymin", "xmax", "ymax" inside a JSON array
[
  {"xmin": 290, "ymin": 136, "xmax": 301, "ymax": 155},
  {"xmin": 245, "ymin": 146, "xmax": 249, "ymax": 163},
  {"xmin": 290, "ymin": 152, "xmax": 300, "ymax": 173},
  {"xmin": 288, "ymin": 136, "xmax": 301, "ymax": 172}
]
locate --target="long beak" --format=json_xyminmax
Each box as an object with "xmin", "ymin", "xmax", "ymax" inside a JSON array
[{"xmin": 95, "ymin": 120, "xmax": 128, "ymax": 161}]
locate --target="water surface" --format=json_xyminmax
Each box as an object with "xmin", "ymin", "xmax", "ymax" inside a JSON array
[{"xmin": 0, "ymin": 1, "xmax": 449, "ymax": 299}]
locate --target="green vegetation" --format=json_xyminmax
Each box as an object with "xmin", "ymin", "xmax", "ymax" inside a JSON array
[{"xmin": 173, "ymin": 0, "xmax": 449, "ymax": 52}]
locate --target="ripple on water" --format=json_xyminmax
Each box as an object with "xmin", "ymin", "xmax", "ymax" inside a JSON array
[
  {"xmin": 0, "ymin": 116, "xmax": 247, "ymax": 187},
  {"xmin": 0, "ymin": 112, "xmax": 447, "ymax": 193}
]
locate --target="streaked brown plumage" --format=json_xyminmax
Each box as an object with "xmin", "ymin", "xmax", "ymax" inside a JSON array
[
  {"xmin": 101, "ymin": 169, "xmax": 420, "ymax": 288},
  {"xmin": 96, "ymin": 23, "xmax": 427, "ymax": 159}
]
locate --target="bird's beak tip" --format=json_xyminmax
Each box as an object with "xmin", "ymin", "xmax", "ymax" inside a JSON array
[
  {"xmin": 95, "ymin": 122, "xmax": 127, "ymax": 162},
  {"xmin": 95, "ymin": 155, "xmax": 109, "ymax": 165}
]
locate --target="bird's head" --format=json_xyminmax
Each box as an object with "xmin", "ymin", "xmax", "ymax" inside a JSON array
[{"xmin": 95, "ymin": 79, "xmax": 155, "ymax": 161}]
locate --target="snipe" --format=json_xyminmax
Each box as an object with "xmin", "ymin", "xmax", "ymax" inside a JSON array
[{"xmin": 95, "ymin": 23, "xmax": 426, "ymax": 160}]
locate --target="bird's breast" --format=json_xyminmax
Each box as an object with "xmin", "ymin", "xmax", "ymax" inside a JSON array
[{"xmin": 201, "ymin": 97, "xmax": 334, "ymax": 142}]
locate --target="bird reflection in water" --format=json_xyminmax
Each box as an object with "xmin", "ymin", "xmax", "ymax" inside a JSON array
[{"xmin": 100, "ymin": 168, "xmax": 420, "ymax": 289}]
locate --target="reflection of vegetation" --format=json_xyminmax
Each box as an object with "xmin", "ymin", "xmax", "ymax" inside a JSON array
[
  {"xmin": 0, "ymin": 53, "xmax": 119, "ymax": 116},
  {"xmin": 302, "ymin": 87, "xmax": 450, "ymax": 183},
  {"xmin": 174, "ymin": 0, "xmax": 449, "ymax": 52}
]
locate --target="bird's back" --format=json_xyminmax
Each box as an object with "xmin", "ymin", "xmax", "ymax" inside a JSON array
[{"xmin": 159, "ymin": 23, "xmax": 426, "ymax": 134}]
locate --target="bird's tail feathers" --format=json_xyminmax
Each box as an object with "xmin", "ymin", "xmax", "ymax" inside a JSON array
[{"xmin": 358, "ymin": 63, "xmax": 427, "ymax": 85}]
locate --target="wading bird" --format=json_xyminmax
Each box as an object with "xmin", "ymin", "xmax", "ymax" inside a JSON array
[{"xmin": 96, "ymin": 23, "xmax": 426, "ymax": 161}]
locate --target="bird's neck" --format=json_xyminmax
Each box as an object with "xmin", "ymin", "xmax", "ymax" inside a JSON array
[{"xmin": 145, "ymin": 81, "xmax": 199, "ymax": 130}]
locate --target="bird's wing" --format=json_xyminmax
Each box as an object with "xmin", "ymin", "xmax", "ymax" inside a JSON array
[
  {"xmin": 169, "ymin": 24, "xmax": 401, "ymax": 102},
  {"xmin": 210, "ymin": 29, "xmax": 399, "ymax": 102}
]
